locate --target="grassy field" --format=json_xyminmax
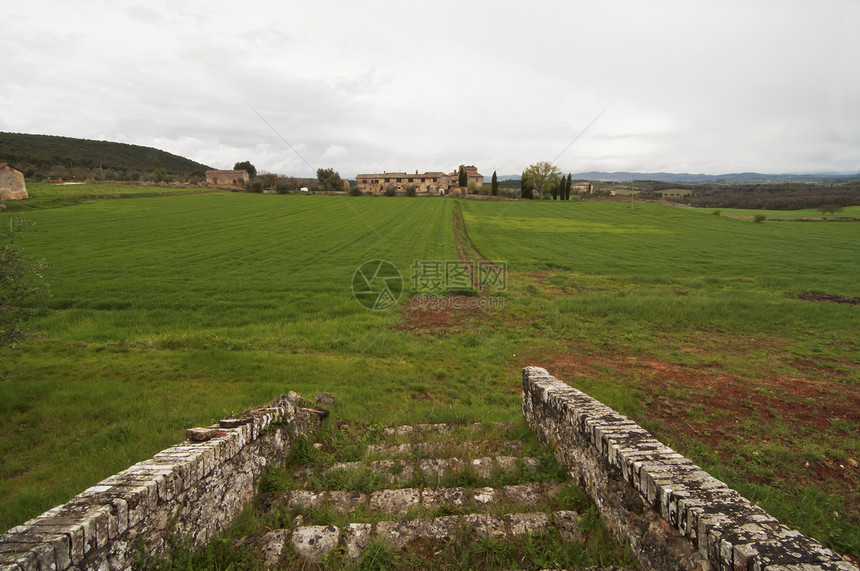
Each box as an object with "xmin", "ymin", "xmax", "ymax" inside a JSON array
[
  {"xmin": 1, "ymin": 188, "xmax": 858, "ymax": 558},
  {"xmin": 4, "ymin": 181, "xmax": 210, "ymax": 210}
]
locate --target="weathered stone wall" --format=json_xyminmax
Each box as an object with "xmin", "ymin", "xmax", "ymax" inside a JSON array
[
  {"xmin": 522, "ymin": 366, "xmax": 858, "ymax": 571},
  {"xmin": 0, "ymin": 395, "xmax": 320, "ymax": 571}
]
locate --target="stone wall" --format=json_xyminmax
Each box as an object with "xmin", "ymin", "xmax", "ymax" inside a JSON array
[
  {"xmin": 0, "ymin": 395, "xmax": 321, "ymax": 571},
  {"xmin": 522, "ymin": 366, "xmax": 858, "ymax": 571}
]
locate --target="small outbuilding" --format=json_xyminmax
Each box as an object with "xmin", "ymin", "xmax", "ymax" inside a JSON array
[
  {"xmin": 0, "ymin": 163, "xmax": 29, "ymax": 200},
  {"xmin": 205, "ymin": 169, "xmax": 250, "ymax": 187}
]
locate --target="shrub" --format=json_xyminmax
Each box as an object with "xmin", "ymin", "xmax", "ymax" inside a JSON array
[
  {"xmin": 258, "ymin": 173, "xmax": 278, "ymax": 189},
  {"xmin": 405, "ymin": 184, "xmax": 417, "ymax": 197},
  {"xmin": 712, "ymin": 210, "xmax": 721, "ymax": 216},
  {"xmin": 384, "ymin": 185, "xmax": 397, "ymax": 197},
  {"xmin": 349, "ymin": 185, "xmax": 363, "ymax": 196},
  {"xmin": 753, "ymin": 214, "xmax": 767, "ymax": 223},
  {"xmin": 245, "ymin": 179, "xmax": 264, "ymax": 193},
  {"xmin": 818, "ymin": 204, "xmax": 843, "ymax": 215},
  {"xmin": 1, "ymin": 216, "xmax": 48, "ymax": 348}
]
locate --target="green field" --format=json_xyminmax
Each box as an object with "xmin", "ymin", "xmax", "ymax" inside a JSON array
[
  {"xmin": 5, "ymin": 181, "xmax": 210, "ymax": 210},
  {"xmin": 2, "ymin": 188, "xmax": 858, "ymax": 557}
]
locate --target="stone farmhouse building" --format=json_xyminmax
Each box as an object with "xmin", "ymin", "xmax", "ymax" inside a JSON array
[
  {"xmin": 572, "ymin": 181, "xmax": 593, "ymax": 194},
  {"xmin": 205, "ymin": 169, "xmax": 250, "ymax": 187},
  {"xmin": 356, "ymin": 165, "xmax": 483, "ymax": 195},
  {"xmin": 0, "ymin": 163, "xmax": 29, "ymax": 200}
]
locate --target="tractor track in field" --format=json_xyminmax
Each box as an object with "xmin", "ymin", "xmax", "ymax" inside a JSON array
[{"xmin": 452, "ymin": 201, "xmax": 501, "ymax": 292}]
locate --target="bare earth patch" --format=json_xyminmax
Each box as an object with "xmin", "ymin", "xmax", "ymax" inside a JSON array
[
  {"xmin": 398, "ymin": 295, "xmax": 494, "ymax": 335},
  {"xmin": 799, "ymin": 292, "xmax": 860, "ymax": 305}
]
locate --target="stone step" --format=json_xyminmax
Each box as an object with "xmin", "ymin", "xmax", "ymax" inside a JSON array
[
  {"xmin": 278, "ymin": 510, "xmax": 583, "ymax": 564},
  {"xmin": 381, "ymin": 421, "xmax": 513, "ymax": 437},
  {"xmin": 267, "ymin": 482, "xmax": 566, "ymax": 517},
  {"xmin": 365, "ymin": 438, "xmax": 525, "ymax": 458},
  {"xmin": 294, "ymin": 455, "xmax": 543, "ymax": 486}
]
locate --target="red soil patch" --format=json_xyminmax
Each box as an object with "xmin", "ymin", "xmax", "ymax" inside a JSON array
[{"xmin": 397, "ymin": 295, "xmax": 493, "ymax": 335}]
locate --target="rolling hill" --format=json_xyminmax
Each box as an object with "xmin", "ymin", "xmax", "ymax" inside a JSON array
[{"xmin": 0, "ymin": 132, "xmax": 211, "ymax": 180}]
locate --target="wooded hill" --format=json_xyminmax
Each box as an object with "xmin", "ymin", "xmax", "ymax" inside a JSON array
[{"xmin": 0, "ymin": 132, "xmax": 211, "ymax": 181}]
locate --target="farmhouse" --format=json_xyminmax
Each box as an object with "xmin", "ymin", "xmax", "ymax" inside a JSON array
[
  {"xmin": 356, "ymin": 164, "xmax": 483, "ymax": 195},
  {"xmin": 0, "ymin": 163, "xmax": 29, "ymax": 200},
  {"xmin": 572, "ymin": 181, "xmax": 593, "ymax": 194},
  {"xmin": 206, "ymin": 169, "xmax": 250, "ymax": 187}
]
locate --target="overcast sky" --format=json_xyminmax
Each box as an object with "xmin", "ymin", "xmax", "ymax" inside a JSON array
[{"xmin": 2, "ymin": 1, "xmax": 858, "ymax": 177}]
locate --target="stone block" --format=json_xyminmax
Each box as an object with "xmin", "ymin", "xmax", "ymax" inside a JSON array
[
  {"xmin": 472, "ymin": 487, "xmax": 496, "ymax": 504},
  {"xmin": 291, "ymin": 525, "xmax": 339, "ymax": 563},
  {"xmin": 343, "ymin": 523, "xmax": 371, "ymax": 562},
  {"xmin": 185, "ymin": 427, "xmax": 228, "ymax": 442},
  {"xmin": 102, "ymin": 484, "xmax": 151, "ymax": 527},
  {"xmin": 463, "ymin": 513, "xmax": 506, "ymax": 538},
  {"xmin": 506, "ymin": 512, "xmax": 549, "ymax": 535},
  {"xmin": 0, "ymin": 541, "xmax": 52, "ymax": 571},
  {"xmin": 327, "ymin": 491, "xmax": 366, "ymax": 514},
  {"xmin": 259, "ymin": 529, "xmax": 290, "ymax": 568},
  {"xmin": 0, "ymin": 550, "xmax": 35, "ymax": 571},
  {"xmin": 419, "ymin": 458, "xmax": 459, "ymax": 481},
  {"xmin": 376, "ymin": 516, "xmax": 458, "ymax": 546},
  {"xmin": 369, "ymin": 488, "xmax": 420, "ymax": 516},
  {"xmin": 122, "ymin": 464, "xmax": 179, "ymax": 501},
  {"xmin": 470, "ymin": 457, "xmax": 494, "ymax": 478},
  {"xmin": 287, "ymin": 491, "xmax": 324, "ymax": 511},
  {"xmin": 23, "ymin": 522, "xmax": 84, "ymax": 566},
  {"xmin": 422, "ymin": 487, "xmax": 467, "ymax": 509},
  {"xmin": 501, "ymin": 483, "xmax": 543, "ymax": 506},
  {"xmin": 0, "ymin": 532, "xmax": 70, "ymax": 571}
]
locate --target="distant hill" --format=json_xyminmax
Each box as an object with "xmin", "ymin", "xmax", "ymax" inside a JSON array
[
  {"xmin": 0, "ymin": 132, "xmax": 211, "ymax": 180},
  {"xmin": 489, "ymin": 171, "xmax": 860, "ymax": 184}
]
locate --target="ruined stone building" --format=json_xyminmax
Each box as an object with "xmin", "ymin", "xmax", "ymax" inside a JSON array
[
  {"xmin": 0, "ymin": 163, "xmax": 28, "ymax": 200},
  {"xmin": 205, "ymin": 169, "xmax": 250, "ymax": 187},
  {"xmin": 355, "ymin": 165, "xmax": 483, "ymax": 195}
]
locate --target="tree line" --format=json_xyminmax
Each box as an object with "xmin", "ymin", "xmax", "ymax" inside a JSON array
[{"xmin": 665, "ymin": 182, "xmax": 860, "ymax": 210}]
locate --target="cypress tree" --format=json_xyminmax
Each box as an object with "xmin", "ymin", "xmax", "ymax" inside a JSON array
[{"xmin": 491, "ymin": 171, "xmax": 499, "ymax": 196}]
